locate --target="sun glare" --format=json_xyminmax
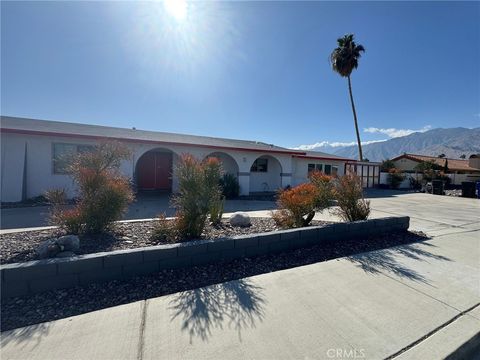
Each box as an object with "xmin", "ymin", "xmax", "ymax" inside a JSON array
[{"xmin": 164, "ymin": 0, "xmax": 187, "ymax": 21}]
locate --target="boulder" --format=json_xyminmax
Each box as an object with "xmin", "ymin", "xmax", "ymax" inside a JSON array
[
  {"xmin": 56, "ymin": 235, "xmax": 80, "ymax": 252},
  {"xmin": 229, "ymin": 212, "xmax": 251, "ymax": 227},
  {"xmin": 36, "ymin": 239, "xmax": 62, "ymax": 259}
]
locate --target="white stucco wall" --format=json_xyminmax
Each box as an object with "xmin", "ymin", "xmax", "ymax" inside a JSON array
[
  {"xmin": 1, "ymin": 131, "xmax": 352, "ymax": 201},
  {"xmin": 249, "ymin": 155, "xmax": 283, "ymax": 192},
  {"xmin": 292, "ymin": 158, "xmax": 346, "ymax": 186}
]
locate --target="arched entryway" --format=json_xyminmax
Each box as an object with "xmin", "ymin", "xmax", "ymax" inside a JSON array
[
  {"xmin": 135, "ymin": 148, "xmax": 177, "ymax": 191},
  {"xmin": 204, "ymin": 152, "xmax": 240, "ymax": 177},
  {"xmin": 249, "ymin": 155, "xmax": 282, "ymax": 193}
]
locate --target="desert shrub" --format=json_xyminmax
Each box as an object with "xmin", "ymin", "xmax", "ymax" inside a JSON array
[
  {"xmin": 409, "ymin": 177, "xmax": 422, "ymax": 191},
  {"xmin": 47, "ymin": 141, "xmax": 134, "ymax": 234},
  {"xmin": 50, "ymin": 207, "xmax": 84, "ymax": 234},
  {"xmin": 220, "ymin": 173, "xmax": 240, "ymax": 199},
  {"xmin": 273, "ymin": 172, "xmax": 335, "ymax": 229},
  {"xmin": 172, "ymin": 154, "xmax": 223, "ymax": 239},
  {"xmin": 273, "ymin": 183, "xmax": 320, "ymax": 228},
  {"xmin": 152, "ymin": 213, "xmax": 178, "ymax": 242},
  {"xmin": 209, "ymin": 195, "xmax": 225, "ymax": 226},
  {"xmin": 333, "ymin": 172, "xmax": 370, "ymax": 222},
  {"xmin": 45, "ymin": 188, "xmax": 67, "ymax": 205},
  {"xmin": 309, "ymin": 171, "xmax": 335, "ymax": 208},
  {"xmin": 387, "ymin": 168, "xmax": 405, "ymax": 189},
  {"xmin": 380, "ymin": 159, "xmax": 396, "ymax": 172}
]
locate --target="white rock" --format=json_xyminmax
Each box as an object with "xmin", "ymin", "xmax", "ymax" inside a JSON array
[
  {"xmin": 36, "ymin": 239, "xmax": 61, "ymax": 259},
  {"xmin": 56, "ymin": 235, "xmax": 80, "ymax": 252},
  {"xmin": 229, "ymin": 212, "xmax": 251, "ymax": 227}
]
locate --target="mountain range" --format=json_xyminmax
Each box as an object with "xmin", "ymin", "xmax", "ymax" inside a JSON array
[{"xmin": 308, "ymin": 127, "xmax": 480, "ymax": 162}]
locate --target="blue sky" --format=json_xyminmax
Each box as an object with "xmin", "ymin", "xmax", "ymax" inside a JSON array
[{"xmin": 1, "ymin": 1, "xmax": 479, "ymax": 149}]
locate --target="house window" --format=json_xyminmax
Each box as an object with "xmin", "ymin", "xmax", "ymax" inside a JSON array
[
  {"xmin": 251, "ymin": 158, "xmax": 268, "ymax": 172},
  {"xmin": 324, "ymin": 164, "xmax": 332, "ymax": 175},
  {"xmin": 308, "ymin": 163, "xmax": 323, "ymax": 173},
  {"xmin": 332, "ymin": 165, "xmax": 339, "ymax": 176},
  {"xmin": 53, "ymin": 143, "xmax": 94, "ymax": 174}
]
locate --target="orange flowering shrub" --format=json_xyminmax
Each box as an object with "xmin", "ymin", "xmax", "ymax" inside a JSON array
[
  {"xmin": 273, "ymin": 183, "xmax": 320, "ymax": 228},
  {"xmin": 47, "ymin": 141, "xmax": 134, "ymax": 234},
  {"xmin": 333, "ymin": 172, "xmax": 370, "ymax": 222},
  {"xmin": 308, "ymin": 171, "xmax": 334, "ymax": 208}
]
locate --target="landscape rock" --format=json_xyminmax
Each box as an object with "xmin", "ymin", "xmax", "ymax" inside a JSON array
[
  {"xmin": 36, "ymin": 239, "xmax": 62, "ymax": 259},
  {"xmin": 229, "ymin": 212, "xmax": 251, "ymax": 227},
  {"xmin": 56, "ymin": 251, "xmax": 77, "ymax": 258},
  {"xmin": 56, "ymin": 235, "xmax": 80, "ymax": 252}
]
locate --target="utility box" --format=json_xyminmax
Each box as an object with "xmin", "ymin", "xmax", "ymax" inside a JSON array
[
  {"xmin": 461, "ymin": 182, "xmax": 476, "ymax": 198},
  {"xmin": 431, "ymin": 180, "xmax": 444, "ymax": 195}
]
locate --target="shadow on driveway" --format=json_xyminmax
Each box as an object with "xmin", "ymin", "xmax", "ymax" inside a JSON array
[{"xmin": 347, "ymin": 240, "xmax": 451, "ymax": 284}]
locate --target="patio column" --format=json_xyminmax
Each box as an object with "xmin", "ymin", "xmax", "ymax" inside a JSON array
[
  {"xmin": 238, "ymin": 172, "xmax": 250, "ymax": 196},
  {"xmin": 281, "ymin": 173, "xmax": 292, "ymax": 189}
]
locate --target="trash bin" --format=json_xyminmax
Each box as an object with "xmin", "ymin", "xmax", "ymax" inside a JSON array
[
  {"xmin": 461, "ymin": 181, "xmax": 476, "ymax": 198},
  {"xmin": 431, "ymin": 180, "xmax": 444, "ymax": 195}
]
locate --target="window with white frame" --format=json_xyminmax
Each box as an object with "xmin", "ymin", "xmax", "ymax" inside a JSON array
[
  {"xmin": 308, "ymin": 163, "xmax": 323, "ymax": 173},
  {"xmin": 53, "ymin": 143, "xmax": 94, "ymax": 174}
]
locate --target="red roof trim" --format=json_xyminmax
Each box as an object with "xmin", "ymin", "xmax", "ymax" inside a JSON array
[
  {"xmin": 292, "ymin": 154, "xmax": 354, "ymax": 162},
  {"xmin": 0, "ymin": 128, "xmax": 306, "ymax": 156}
]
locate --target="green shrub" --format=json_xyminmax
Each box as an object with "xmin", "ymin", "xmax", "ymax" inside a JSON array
[
  {"xmin": 47, "ymin": 141, "xmax": 134, "ymax": 234},
  {"xmin": 209, "ymin": 195, "xmax": 225, "ymax": 226},
  {"xmin": 152, "ymin": 213, "xmax": 178, "ymax": 242},
  {"xmin": 309, "ymin": 171, "xmax": 335, "ymax": 208},
  {"xmin": 45, "ymin": 188, "xmax": 67, "ymax": 206},
  {"xmin": 333, "ymin": 172, "xmax": 370, "ymax": 222},
  {"xmin": 387, "ymin": 168, "xmax": 405, "ymax": 189},
  {"xmin": 220, "ymin": 173, "xmax": 240, "ymax": 199},
  {"xmin": 172, "ymin": 154, "xmax": 223, "ymax": 239}
]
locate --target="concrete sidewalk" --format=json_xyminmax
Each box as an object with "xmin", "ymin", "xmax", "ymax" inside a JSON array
[{"xmin": 2, "ymin": 229, "xmax": 479, "ymax": 359}]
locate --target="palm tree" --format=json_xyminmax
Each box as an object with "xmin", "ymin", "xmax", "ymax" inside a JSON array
[{"xmin": 330, "ymin": 34, "xmax": 365, "ymax": 161}]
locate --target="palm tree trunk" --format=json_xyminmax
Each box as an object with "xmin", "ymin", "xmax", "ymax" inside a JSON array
[{"xmin": 347, "ymin": 75, "xmax": 363, "ymax": 161}]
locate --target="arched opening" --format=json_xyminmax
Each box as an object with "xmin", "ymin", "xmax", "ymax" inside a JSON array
[
  {"xmin": 135, "ymin": 148, "xmax": 177, "ymax": 192},
  {"xmin": 249, "ymin": 155, "xmax": 282, "ymax": 193},
  {"xmin": 204, "ymin": 152, "xmax": 239, "ymax": 177}
]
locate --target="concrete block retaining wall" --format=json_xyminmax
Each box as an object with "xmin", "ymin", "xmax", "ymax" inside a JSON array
[{"xmin": 1, "ymin": 216, "xmax": 409, "ymax": 299}]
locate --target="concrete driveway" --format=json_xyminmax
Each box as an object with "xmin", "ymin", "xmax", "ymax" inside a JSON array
[
  {"xmin": 0, "ymin": 193, "xmax": 276, "ymax": 230},
  {"xmin": 1, "ymin": 189, "xmax": 478, "ymax": 232}
]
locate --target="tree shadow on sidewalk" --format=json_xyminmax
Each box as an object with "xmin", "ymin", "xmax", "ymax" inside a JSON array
[
  {"xmin": 347, "ymin": 240, "xmax": 451, "ymax": 284},
  {"xmin": 168, "ymin": 279, "xmax": 266, "ymax": 343},
  {"xmin": 0, "ymin": 321, "xmax": 51, "ymax": 350}
]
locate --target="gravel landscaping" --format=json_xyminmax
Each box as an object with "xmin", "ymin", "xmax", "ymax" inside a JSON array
[
  {"xmin": 0, "ymin": 218, "xmax": 329, "ymax": 264},
  {"xmin": 1, "ymin": 229, "xmax": 427, "ymax": 331}
]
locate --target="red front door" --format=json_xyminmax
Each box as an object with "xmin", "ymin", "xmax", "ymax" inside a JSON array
[{"xmin": 137, "ymin": 152, "xmax": 172, "ymax": 190}]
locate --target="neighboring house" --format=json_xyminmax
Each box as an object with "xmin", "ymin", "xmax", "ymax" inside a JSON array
[
  {"xmin": 0, "ymin": 116, "xmax": 379, "ymax": 202},
  {"xmin": 391, "ymin": 153, "xmax": 480, "ymax": 185}
]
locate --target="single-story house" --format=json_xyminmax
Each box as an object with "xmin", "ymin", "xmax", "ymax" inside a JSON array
[
  {"xmin": 0, "ymin": 116, "xmax": 380, "ymax": 202},
  {"xmin": 391, "ymin": 153, "xmax": 480, "ymax": 185}
]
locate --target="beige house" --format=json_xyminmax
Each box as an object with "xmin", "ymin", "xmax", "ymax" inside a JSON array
[{"xmin": 391, "ymin": 153, "xmax": 480, "ymax": 185}]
